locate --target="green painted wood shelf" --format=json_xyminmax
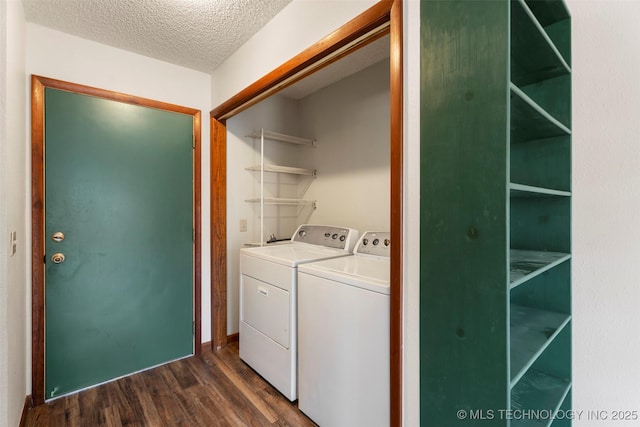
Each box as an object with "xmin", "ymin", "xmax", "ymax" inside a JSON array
[
  {"xmin": 511, "ymin": 84, "xmax": 570, "ymax": 143},
  {"xmin": 510, "ymin": 250, "xmax": 571, "ymax": 289},
  {"xmin": 420, "ymin": 0, "xmax": 572, "ymax": 425},
  {"xmin": 510, "ymin": 304, "xmax": 571, "ymax": 385},
  {"xmin": 511, "ymin": 369, "xmax": 572, "ymax": 427},
  {"xmin": 511, "ymin": 0, "xmax": 570, "ymax": 87},
  {"xmin": 510, "ymin": 183, "xmax": 571, "ymax": 198}
]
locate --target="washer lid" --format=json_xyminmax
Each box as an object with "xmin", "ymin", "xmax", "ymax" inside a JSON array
[
  {"xmin": 240, "ymin": 243, "xmax": 353, "ymax": 267},
  {"xmin": 299, "ymin": 256, "xmax": 390, "ymax": 294}
]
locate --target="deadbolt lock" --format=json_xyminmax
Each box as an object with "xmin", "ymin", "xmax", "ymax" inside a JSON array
[
  {"xmin": 52, "ymin": 232, "xmax": 65, "ymax": 242},
  {"xmin": 51, "ymin": 253, "xmax": 66, "ymax": 264}
]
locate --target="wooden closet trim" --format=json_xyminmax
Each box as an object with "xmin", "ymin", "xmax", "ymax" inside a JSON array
[
  {"xmin": 31, "ymin": 75, "xmax": 203, "ymax": 406},
  {"xmin": 209, "ymin": 1, "xmax": 403, "ymax": 425}
]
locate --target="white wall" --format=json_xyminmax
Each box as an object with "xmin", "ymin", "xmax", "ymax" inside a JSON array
[
  {"xmin": 568, "ymin": 0, "xmax": 640, "ymax": 423},
  {"xmin": 299, "ymin": 59, "xmax": 390, "ymax": 232},
  {"xmin": 211, "ymin": 0, "xmax": 377, "ymax": 108},
  {"xmin": 403, "ymin": 1, "xmax": 420, "ymax": 425},
  {"xmin": 0, "ymin": 0, "xmax": 28, "ymax": 425},
  {"xmin": 226, "ymin": 95, "xmax": 303, "ymax": 334},
  {"xmin": 25, "ymin": 24, "xmax": 213, "ymax": 350}
]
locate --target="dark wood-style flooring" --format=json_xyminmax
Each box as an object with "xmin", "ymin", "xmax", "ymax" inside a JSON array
[{"xmin": 22, "ymin": 342, "xmax": 316, "ymax": 426}]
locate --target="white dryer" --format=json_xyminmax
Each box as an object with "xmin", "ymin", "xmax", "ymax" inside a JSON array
[
  {"xmin": 297, "ymin": 231, "xmax": 391, "ymax": 427},
  {"xmin": 239, "ymin": 224, "xmax": 359, "ymax": 401}
]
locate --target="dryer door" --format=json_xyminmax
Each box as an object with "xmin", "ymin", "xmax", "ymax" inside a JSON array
[{"xmin": 241, "ymin": 275, "xmax": 290, "ymax": 348}]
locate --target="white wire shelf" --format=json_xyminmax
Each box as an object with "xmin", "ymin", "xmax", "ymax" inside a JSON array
[
  {"xmin": 246, "ymin": 130, "xmax": 316, "ymax": 147},
  {"xmin": 245, "ymin": 197, "xmax": 316, "ymax": 208},
  {"xmin": 245, "ymin": 164, "xmax": 316, "ymax": 176}
]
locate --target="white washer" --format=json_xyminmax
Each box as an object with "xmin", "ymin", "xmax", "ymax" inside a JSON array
[
  {"xmin": 298, "ymin": 231, "xmax": 390, "ymax": 427},
  {"xmin": 239, "ymin": 224, "xmax": 359, "ymax": 401}
]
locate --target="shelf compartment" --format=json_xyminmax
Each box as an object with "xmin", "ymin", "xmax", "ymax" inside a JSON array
[
  {"xmin": 245, "ymin": 197, "xmax": 316, "ymax": 207},
  {"xmin": 525, "ymin": 0, "xmax": 571, "ymax": 67},
  {"xmin": 511, "ymin": 135, "xmax": 570, "ymax": 192},
  {"xmin": 511, "ymin": 195, "xmax": 571, "ymax": 253},
  {"xmin": 519, "ymin": 74, "xmax": 571, "ymax": 130},
  {"xmin": 510, "ymin": 84, "xmax": 570, "ymax": 143},
  {"xmin": 511, "ymin": 0, "xmax": 571, "ymax": 87},
  {"xmin": 511, "ymin": 259, "xmax": 571, "ymax": 329},
  {"xmin": 247, "ymin": 130, "xmax": 316, "ymax": 146},
  {"xmin": 510, "ymin": 304, "xmax": 571, "ymax": 385},
  {"xmin": 245, "ymin": 164, "xmax": 316, "ymax": 176},
  {"xmin": 550, "ymin": 389, "xmax": 572, "ymax": 427},
  {"xmin": 510, "ymin": 250, "xmax": 570, "ymax": 289},
  {"xmin": 524, "ymin": 0, "xmax": 570, "ymax": 27},
  {"xmin": 511, "ymin": 370, "xmax": 571, "ymax": 427},
  {"xmin": 510, "ymin": 183, "xmax": 571, "ymax": 198}
]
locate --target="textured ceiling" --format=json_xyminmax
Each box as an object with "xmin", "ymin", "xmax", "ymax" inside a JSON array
[
  {"xmin": 21, "ymin": 0, "xmax": 293, "ymax": 73},
  {"xmin": 21, "ymin": 0, "xmax": 390, "ymax": 100}
]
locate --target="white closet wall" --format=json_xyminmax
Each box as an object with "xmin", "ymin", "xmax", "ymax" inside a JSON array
[
  {"xmin": 226, "ymin": 95, "xmax": 303, "ymax": 333},
  {"xmin": 226, "ymin": 59, "xmax": 390, "ymax": 334},
  {"xmin": 300, "ymin": 59, "xmax": 390, "ymax": 233}
]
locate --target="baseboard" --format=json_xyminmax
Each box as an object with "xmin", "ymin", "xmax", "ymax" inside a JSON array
[
  {"xmin": 200, "ymin": 334, "xmax": 236, "ymax": 353},
  {"xmin": 19, "ymin": 395, "xmax": 33, "ymax": 426}
]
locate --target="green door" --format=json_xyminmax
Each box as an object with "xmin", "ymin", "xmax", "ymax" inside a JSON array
[{"xmin": 44, "ymin": 88, "xmax": 194, "ymax": 399}]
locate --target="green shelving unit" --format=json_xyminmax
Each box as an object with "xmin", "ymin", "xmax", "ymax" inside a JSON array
[{"xmin": 420, "ymin": 0, "xmax": 571, "ymax": 425}]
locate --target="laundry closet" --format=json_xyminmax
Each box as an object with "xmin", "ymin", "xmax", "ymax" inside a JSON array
[{"xmin": 226, "ymin": 48, "xmax": 391, "ymax": 336}]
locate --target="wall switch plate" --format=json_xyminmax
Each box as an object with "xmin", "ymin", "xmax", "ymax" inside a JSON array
[
  {"xmin": 240, "ymin": 219, "xmax": 248, "ymax": 232},
  {"xmin": 9, "ymin": 231, "xmax": 17, "ymax": 257}
]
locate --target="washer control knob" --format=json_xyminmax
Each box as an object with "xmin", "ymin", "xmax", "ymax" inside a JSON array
[
  {"xmin": 373, "ymin": 238, "xmax": 380, "ymax": 246},
  {"xmin": 298, "ymin": 230, "xmax": 306, "ymax": 238},
  {"xmin": 339, "ymin": 235, "xmax": 346, "ymax": 242},
  {"xmin": 384, "ymin": 238, "xmax": 390, "ymax": 247},
  {"xmin": 362, "ymin": 239, "xmax": 369, "ymax": 246},
  {"xmin": 331, "ymin": 233, "xmax": 338, "ymax": 239},
  {"xmin": 324, "ymin": 232, "xmax": 331, "ymax": 238}
]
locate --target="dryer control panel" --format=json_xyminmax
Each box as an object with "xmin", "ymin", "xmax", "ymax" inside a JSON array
[
  {"xmin": 292, "ymin": 224, "xmax": 359, "ymax": 252},
  {"xmin": 355, "ymin": 231, "xmax": 391, "ymax": 257}
]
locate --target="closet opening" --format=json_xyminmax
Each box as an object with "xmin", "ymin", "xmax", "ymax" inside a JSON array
[{"xmin": 209, "ymin": 1, "xmax": 403, "ymax": 425}]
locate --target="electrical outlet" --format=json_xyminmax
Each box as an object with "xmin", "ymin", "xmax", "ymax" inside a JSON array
[
  {"xmin": 9, "ymin": 231, "xmax": 17, "ymax": 257},
  {"xmin": 240, "ymin": 219, "xmax": 248, "ymax": 232}
]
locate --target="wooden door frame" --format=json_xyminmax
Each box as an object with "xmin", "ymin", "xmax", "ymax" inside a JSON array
[
  {"xmin": 30, "ymin": 75, "xmax": 203, "ymax": 406},
  {"xmin": 209, "ymin": 1, "xmax": 403, "ymax": 425}
]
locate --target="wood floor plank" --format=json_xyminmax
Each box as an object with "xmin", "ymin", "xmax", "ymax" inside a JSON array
[
  {"xmin": 194, "ymin": 354, "xmax": 274, "ymax": 426},
  {"xmin": 76, "ymin": 383, "xmax": 110, "ymax": 426},
  {"xmin": 21, "ymin": 343, "xmax": 315, "ymax": 427},
  {"xmin": 60, "ymin": 393, "xmax": 80, "ymax": 427},
  {"xmin": 102, "ymin": 406, "xmax": 122, "ymax": 427},
  {"xmin": 112, "ymin": 376, "xmax": 148, "ymax": 426},
  {"xmin": 185, "ymin": 358, "xmax": 253, "ymax": 426},
  {"xmin": 208, "ymin": 352, "xmax": 279, "ymax": 423},
  {"xmin": 212, "ymin": 344, "xmax": 271, "ymax": 392},
  {"xmin": 168, "ymin": 358, "xmax": 200, "ymax": 390},
  {"xmin": 129, "ymin": 373, "xmax": 164, "ymax": 426},
  {"xmin": 257, "ymin": 387, "xmax": 317, "ymax": 427},
  {"xmin": 184, "ymin": 385, "xmax": 236, "ymax": 427}
]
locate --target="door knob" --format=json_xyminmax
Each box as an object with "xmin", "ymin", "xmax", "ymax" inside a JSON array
[
  {"xmin": 52, "ymin": 232, "xmax": 65, "ymax": 242},
  {"xmin": 51, "ymin": 253, "xmax": 66, "ymax": 264}
]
